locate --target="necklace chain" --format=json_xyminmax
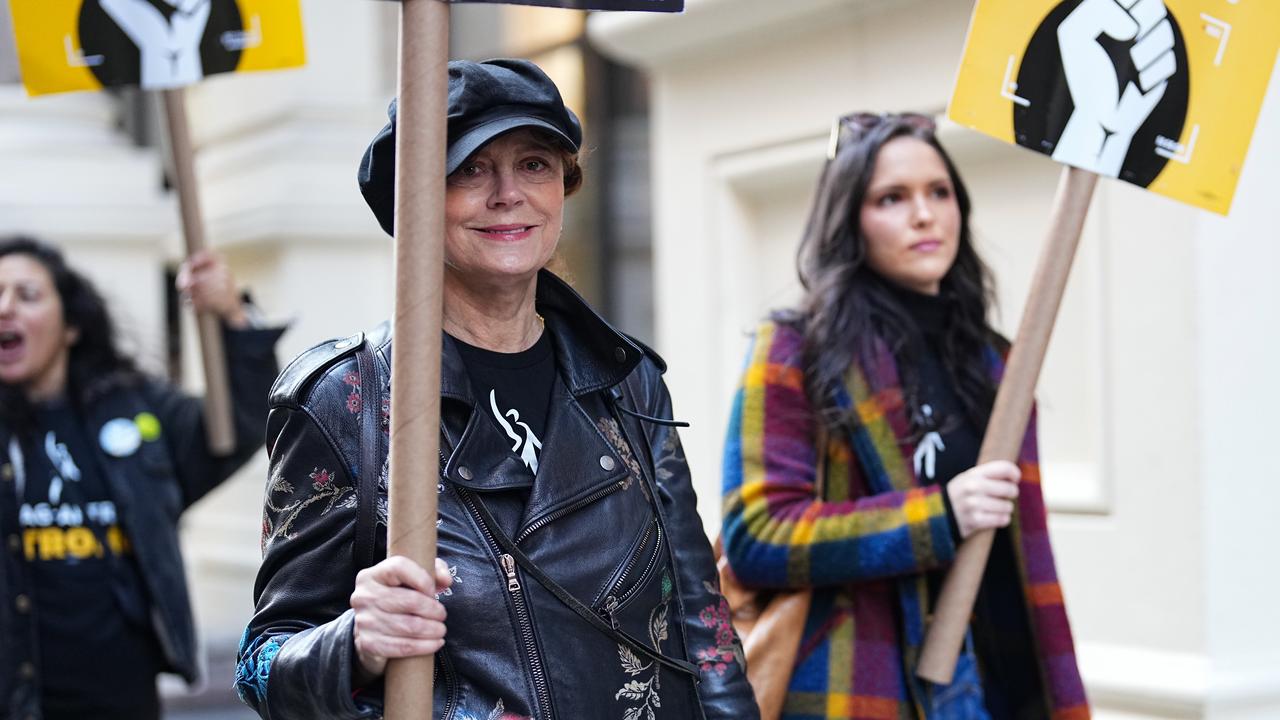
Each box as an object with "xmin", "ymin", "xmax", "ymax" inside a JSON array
[{"xmin": 444, "ymin": 311, "xmax": 543, "ymax": 349}]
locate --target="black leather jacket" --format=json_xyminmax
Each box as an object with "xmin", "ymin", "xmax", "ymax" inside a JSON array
[
  {"xmin": 237, "ymin": 272, "xmax": 757, "ymax": 720},
  {"xmin": 0, "ymin": 326, "xmax": 283, "ymax": 720}
]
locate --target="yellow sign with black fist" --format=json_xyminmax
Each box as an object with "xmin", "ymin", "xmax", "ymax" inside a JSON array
[
  {"xmin": 949, "ymin": 0, "xmax": 1279, "ymax": 215},
  {"xmin": 8, "ymin": 0, "xmax": 305, "ymax": 97}
]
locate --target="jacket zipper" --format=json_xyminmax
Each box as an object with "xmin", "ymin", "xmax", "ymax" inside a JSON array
[
  {"xmin": 603, "ymin": 595, "xmax": 621, "ymax": 630},
  {"xmin": 603, "ymin": 524, "xmax": 665, "ymax": 623},
  {"xmin": 439, "ymin": 648, "xmax": 458, "ymax": 720},
  {"xmin": 499, "ymin": 551, "xmax": 552, "ymax": 718},
  {"xmin": 514, "ymin": 478, "xmax": 626, "ymax": 544},
  {"xmin": 612, "ymin": 522, "xmax": 654, "ymax": 594},
  {"xmin": 434, "ymin": 448, "xmax": 459, "ymax": 720},
  {"xmin": 501, "ymin": 553, "xmax": 521, "ymax": 592},
  {"xmin": 456, "ymin": 488, "xmax": 554, "ymax": 719}
]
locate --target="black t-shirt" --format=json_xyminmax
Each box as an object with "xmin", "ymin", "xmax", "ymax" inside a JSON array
[
  {"xmin": 17, "ymin": 400, "xmax": 163, "ymax": 720},
  {"xmin": 452, "ymin": 329, "xmax": 556, "ymax": 478}
]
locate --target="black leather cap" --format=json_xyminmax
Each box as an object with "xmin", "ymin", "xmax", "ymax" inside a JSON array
[{"xmin": 358, "ymin": 58, "xmax": 583, "ymax": 237}]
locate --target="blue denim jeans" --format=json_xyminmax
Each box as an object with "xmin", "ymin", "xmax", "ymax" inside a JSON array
[{"xmin": 924, "ymin": 631, "xmax": 991, "ymax": 720}]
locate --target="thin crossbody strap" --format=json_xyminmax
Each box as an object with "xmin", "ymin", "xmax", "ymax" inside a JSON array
[
  {"xmin": 462, "ymin": 487, "xmax": 700, "ymax": 680},
  {"xmin": 354, "ymin": 336, "xmax": 381, "ymax": 571}
]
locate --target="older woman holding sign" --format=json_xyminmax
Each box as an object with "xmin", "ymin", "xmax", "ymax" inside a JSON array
[
  {"xmin": 237, "ymin": 59, "xmax": 758, "ymax": 720},
  {"xmin": 720, "ymin": 114, "xmax": 1089, "ymax": 718}
]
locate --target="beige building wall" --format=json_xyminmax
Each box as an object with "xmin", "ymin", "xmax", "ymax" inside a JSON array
[{"xmin": 591, "ymin": 0, "xmax": 1280, "ymax": 717}]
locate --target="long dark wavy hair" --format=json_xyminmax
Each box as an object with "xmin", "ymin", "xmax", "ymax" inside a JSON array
[
  {"xmin": 781, "ymin": 114, "xmax": 1003, "ymax": 435},
  {"xmin": 0, "ymin": 236, "xmax": 141, "ymax": 430}
]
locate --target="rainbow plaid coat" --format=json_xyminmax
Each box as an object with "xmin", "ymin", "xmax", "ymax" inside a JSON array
[{"xmin": 721, "ymin": 320, "xmax": 1089, "ymax": 719}]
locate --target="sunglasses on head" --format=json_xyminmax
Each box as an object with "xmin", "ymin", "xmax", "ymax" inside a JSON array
[{"xmin": 827, "ymin": 112, "xmax": 937, "ymax": 159}]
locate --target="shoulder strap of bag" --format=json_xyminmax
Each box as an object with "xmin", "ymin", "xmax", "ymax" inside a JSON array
[
  {"xmin": 353, "ymin": 337, "xmax": 382, "ymax": 572},
  {"xmin": 462, "ymin": 486, "xmax": 700, "ymax": 681}
]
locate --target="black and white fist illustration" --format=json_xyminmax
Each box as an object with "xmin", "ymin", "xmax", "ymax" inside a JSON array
[
  {"xmin": 1013, "ymin": 0, "xmax": 1188, "ymax": 187},
  {"xmin": 100, "ymin": 0, "xmax": 212, "ymax": 88},
  {"xmin": 1052, "ymin": 0, "xmax": 1177, "ymax": 175}
]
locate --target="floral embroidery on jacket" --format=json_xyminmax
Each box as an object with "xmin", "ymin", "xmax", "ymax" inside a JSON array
[
  {"xmin": 372, "ymin": 455, "xmax": 390, "ymax": 526},
  {"xmin": 343, "ymin": 369, "xmax": 362, "ymax": 415},
  {"xmin": 614, "ymin": 570, "xmax": 672, "ymax": 720},
  {"xmin": 693, "ymin": 580, "xmax": 745, "ymax": 676},
  {"xmin": 595, "ymin": 417, "xmax": 646, "ymax": 497},
  {"xmin": 260, "ymin": 466, "xmax": 354, "ymax": 551},
  {"xmin": 654, "ymin": 429, "xmax": 685, "ymax": 484},
  {"xmin": 310, "ymin": 467, "xmax": 333, "ymax": 489},
  {"xmin": 457, "ymin": 698, "xmax": 529, "ymax": 720},
  {"xmin": 437, "ymin": 564, "xmax": 461, "ymax": 598}
]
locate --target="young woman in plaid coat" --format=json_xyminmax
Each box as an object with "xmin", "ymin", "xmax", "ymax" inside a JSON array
[{"xmin": 721, "ymin": 113, "xmax": 1090, "ymax": 719}]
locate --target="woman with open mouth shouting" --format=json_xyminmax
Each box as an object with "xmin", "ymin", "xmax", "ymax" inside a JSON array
[{"xmin": 0, "ymin": 237, "xmax": 284, "ymax": 720}]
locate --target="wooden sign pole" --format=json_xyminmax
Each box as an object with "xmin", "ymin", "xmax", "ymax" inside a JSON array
[
  {"xmin": 917, "ymin": 165, "xmax": 1098, "ymax": 684},
  {"xmin": 160, "ymin": 87, "xmax": 235, "ymax": 456},
  {"xmin": 383, "ymin": 0, "xmax": 449, "ymax": 717}
]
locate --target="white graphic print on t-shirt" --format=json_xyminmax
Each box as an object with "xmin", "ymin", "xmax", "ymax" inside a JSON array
[
  {"xmin": 44, "ymin": 430, "xmax": 81, "ymax": 505},
  {"xmin": 912, "ymin": 404, "xmax": 946, "ymax": 481},
  {"xmin": 489, "ymin": 389, "xmax": 543, "ymax": 474},
  {"xmin": 18, "ymin": 430, "xmax": 128, "ymax": 562}
]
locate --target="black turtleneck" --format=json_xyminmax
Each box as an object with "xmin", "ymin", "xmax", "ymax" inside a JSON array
[
  {"xmin": 886, "ymin": 283, "xmax": 1047, "ymax": 720},
  {"xmin": 888, "ymin": 283, "xmax": 982, "ymax": 495}
]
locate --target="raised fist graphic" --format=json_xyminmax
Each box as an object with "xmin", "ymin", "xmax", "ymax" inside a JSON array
[
  {"xmin": 1051, "ymin": 0, "xmax": 1178, "ymax": 176},
  {"xmin": 100, "ymin": 0, "xmax": 212, "ymax": 88}
]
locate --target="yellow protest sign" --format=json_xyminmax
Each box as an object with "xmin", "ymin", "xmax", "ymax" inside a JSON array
[
  {"xmin": 8, "ymin": 0, "xmax": 305, "ymax": 97},
  {"xmin": 949, "ymin": 0, "xmax": 1279, "ymax": 215}
]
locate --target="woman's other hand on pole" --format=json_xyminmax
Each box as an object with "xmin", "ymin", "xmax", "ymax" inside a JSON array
[
  {"xmin": 946, "ymin": 460, "xmax": 1021, "ymax": 539},
  {"xmin": 350, "ymin": 556, "xmax": 453, "ymax": 687}
]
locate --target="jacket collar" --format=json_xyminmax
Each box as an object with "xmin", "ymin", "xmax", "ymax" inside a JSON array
[{"xmin": 439, "ymin": 269, "xmax": 644, "ymax": 403}]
